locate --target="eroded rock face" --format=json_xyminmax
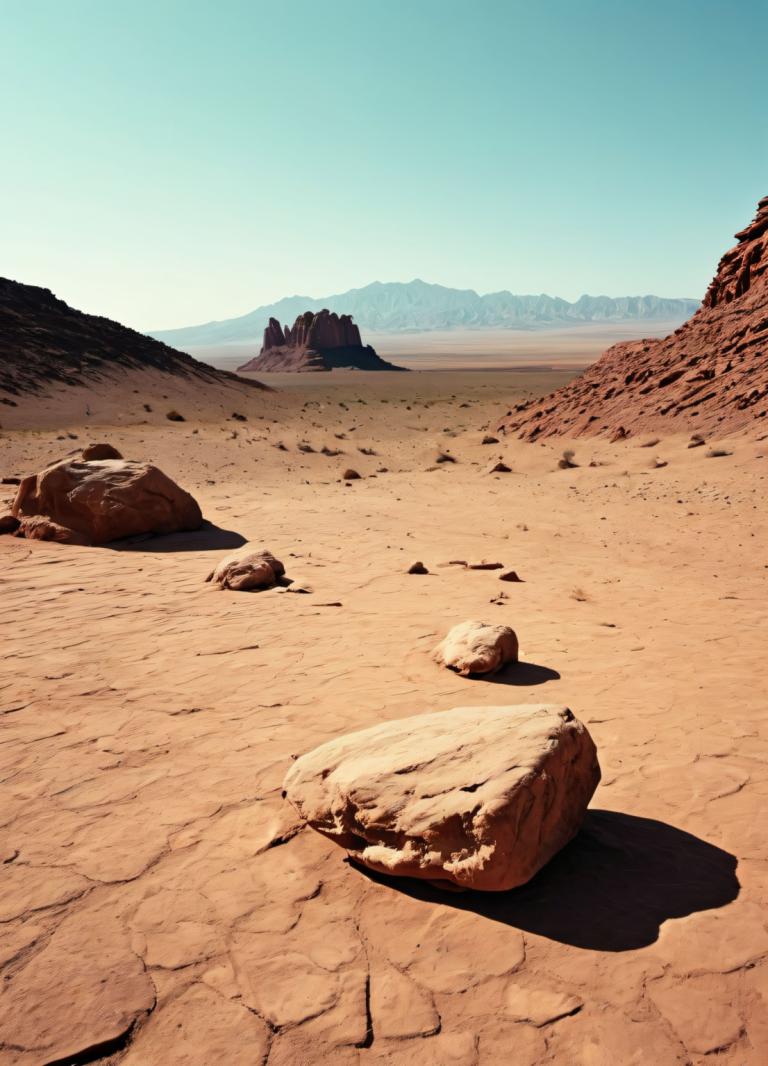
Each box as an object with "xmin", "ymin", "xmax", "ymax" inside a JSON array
[
  {"xmin": 434, "ymin": 620, "xmax": 519, "ymax": 675},
  {"xmin": 238, "ymin": 310, "xmax": 408, "ymax": 373},
  {"xmin": 12, "ymin": 458, "xmax": 202, "ymax": 544},
  {"xmin": 500, "ymin": 195, "xmax": 768, "ymax": 439},
  {"xmin": 206, "ymin": 548, "xmax": 285, "ymax": 591},
  {"xmin": 283, "ymin": 704, "xmax": 600, "ymax": 891}
]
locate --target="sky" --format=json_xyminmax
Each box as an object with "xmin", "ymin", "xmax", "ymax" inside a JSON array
[{"xmin": 2, "ymin": 0, "xmax": 767, "ymax": 331}]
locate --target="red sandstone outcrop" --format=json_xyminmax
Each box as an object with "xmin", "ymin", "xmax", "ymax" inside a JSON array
[
  {"xmin": 11, "ymin": 457, "xmax": 202, "ymax": 544},
  {"xmin": 238, "ymin": 310, "xmax": 407, "ymax": 373},
  {"xmin": 283, "ymin": 703, "xmax": 601, "ymax": 891},
  {"xmin": 499, "ymin": 196, "xmax": 768, "ymax": 439}
]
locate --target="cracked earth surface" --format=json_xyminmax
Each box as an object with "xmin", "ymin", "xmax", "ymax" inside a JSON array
[{"xmin": 1, "ymin": 372, "xmax": 767, "ymax": 1064}]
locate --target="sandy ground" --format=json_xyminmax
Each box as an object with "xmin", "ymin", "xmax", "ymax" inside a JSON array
[
  {"xmin": 188, "ymin": 321, "xmax": 685, "ymax": 373},
  {"xmin": 1, "ymin": 369, "xmax": 767, "ymax": 1064}
]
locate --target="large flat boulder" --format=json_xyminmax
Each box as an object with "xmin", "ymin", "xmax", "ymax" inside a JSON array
[
  {"xmin": 283, "ymin": 704, "xmax": 600, "ymax": 891},
  {"xmin": 12, "ymin": 457, "xmax": 202, "ymax": 544}
]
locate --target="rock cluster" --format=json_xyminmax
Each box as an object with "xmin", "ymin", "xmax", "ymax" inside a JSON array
[
  {"xmin": 499, "ymin": 196, "xmax": 768, "ymax": 439},
  {"xmin": 283, "ymin": 704, "xmax": 601, "ymax": 891},
  {"xmin": 238, "ymin": 310, "xmax": 407, "ymax": 373}
]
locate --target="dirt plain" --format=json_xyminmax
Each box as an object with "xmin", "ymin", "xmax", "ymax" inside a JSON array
[{"xmin": 1, "ymin": 365, "xmax": 767, "ymax": 1064}]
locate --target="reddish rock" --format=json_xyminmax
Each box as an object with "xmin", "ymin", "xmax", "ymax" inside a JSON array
[
  {"xmin": 12, "ymin": 457, "xmax": 202, "ymax": 544},
  {"xmin": 81, "ymin": 442, "xmax": 123, "ymax": 460},
  {"xmin": 238, "ymin": 310, "xmax": 408, "ymax": 373},
  {"xmin": 500, "ymin": 196, "xmax": 768, "ymax": 439},
  {"xmin": 0, "ymin": 513, "xmax": 20, "ymax": 534},
  {"xmin": 283, "ymin": 703, "xmax": 601, "ymax": 891},
  {"xmin": 206, "ymin": 547, "xmax": 285, "ymax": 591}
]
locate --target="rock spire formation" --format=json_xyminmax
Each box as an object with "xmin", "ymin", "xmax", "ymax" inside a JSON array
[
  {"xmin": 237, "ymin": 309, "xmax": 407, "ymax": 372},
  {"xmin": 499, "ymin": 196, "xmax": 768, "ymax": 439}
]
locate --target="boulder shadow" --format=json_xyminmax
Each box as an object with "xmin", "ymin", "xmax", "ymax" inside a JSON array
[
  {"xmin": 484, "ymin": 661, "xmax": 560, "ymax": 686},
  {"xmin": 355, "ymin": 810, "xmax": 739, "ymax": 951},
  {"xmin": 110, "ymin": 520, "xmax": 247, "ymax": 553}
]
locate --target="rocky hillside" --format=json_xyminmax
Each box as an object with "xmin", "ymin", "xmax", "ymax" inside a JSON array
[
  {"xmin": 238, "ymin": 310, "xmax": 407, "ymax": 372},
  {"xmin": 0, "ymin": 278, "xmax": 267, "ymax": 397},
  {"xmin": 152, "ymin": 281, "xmax": 698, "ymax": 346},
  {"xmin": 499, "ymin": 197, "xmax": 768, "ymax": 440}
]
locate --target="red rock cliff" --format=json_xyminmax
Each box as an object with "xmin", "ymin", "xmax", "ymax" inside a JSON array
[{"xmin": 499, "ymin": 196, "xmax": 768, "ymax": 439}]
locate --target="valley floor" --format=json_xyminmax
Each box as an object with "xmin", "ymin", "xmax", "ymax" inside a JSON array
[{"xmin": 1, "ymin": 370, "xmax": 767, "ymax": 1064}]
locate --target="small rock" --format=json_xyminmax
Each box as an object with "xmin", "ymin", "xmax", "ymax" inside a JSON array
[
  {"xmin": 206, "ymin": 548, "xmax": 285, "ymax": 591},
  {"xmin": 342, "ymin": 469, "xmax": 361, "ymax": 480},
  {"xmin": 434, "ymin": 619, "xmax": 518, "ymax": 676},
  {"xmin": 468, "ymin": 560, "xmax": 503, "ymax": 570},
  {"xmin": 482, "ymin": 435, "xmax": 500, "ymax": 445},
  {"xmin": 15, "ymin": 515, "xmax": 91, "ymax": 545},
  {"xmin": 1, "ymin": 476, "xmax": 21, "ymax": 485},
  {"xmin": 81, "ymin": 443, "xmax": 123, "ymax": 461},
  {"xmin": 435, "ymin": 452, "xmax": 456, "ymax": 464},
  {"xmin": 407, "ymin": 561, "xmax": 428, "ymax": 574},
  {"xmin": 0, "ymin": 514, "xmax": 21, "ymax": 534},
  {"xmin": 499, "ymin": 569, "xmax": 522, "ymax": 582},
  {"xmin": 487, "ymin": 460, "xmax": 511, "ymax": 473}
]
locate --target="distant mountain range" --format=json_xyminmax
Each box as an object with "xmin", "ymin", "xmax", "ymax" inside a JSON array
[{"xmin": 151, "ymin": 279, "xmax": 699, "ymax": 347}]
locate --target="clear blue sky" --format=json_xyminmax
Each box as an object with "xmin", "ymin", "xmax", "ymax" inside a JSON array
[{"xmin": 2, "ymin": 0, "xmax": 766, "ymax": 330}]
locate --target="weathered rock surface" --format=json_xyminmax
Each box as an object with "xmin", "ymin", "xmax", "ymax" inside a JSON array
[
  {"xmin": 283, "ymin": 704, "xmax": 601, "ymax": 890},
  {"xmin": 238, "ymin": 309, "xmax": 408, "ymax": 373},
  {"xmin": 500, "ymin": 196, "xmax": 768, "ymax": 438},
  {"xmin": 434, "ymin": 619, "xmax": 519, "ymax": 675},
  {"xmin": 206, "ymin": 547, "xmax": 285, "ymax": 591},
  {"xmin": 11, "ymin": 457, "xmax": 202, "ymax": 544}
]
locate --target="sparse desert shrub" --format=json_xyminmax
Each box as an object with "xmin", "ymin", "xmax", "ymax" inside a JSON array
[
  {"xmin": 558, "ymin": 449, "xmax": 578, "ymax": 470},
  {"xmin": 166, "ymin": 409, "xmax": 185, "ymax": 422}
]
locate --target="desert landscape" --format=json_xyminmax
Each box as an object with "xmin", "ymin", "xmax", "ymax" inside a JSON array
[
  {"xmin": 1, "ymin": 195, "xmax": 768, "ymax": 1065},
  {"xmin": 2, "ymin": 1, "xmax": 767, "ymax": 1060}
]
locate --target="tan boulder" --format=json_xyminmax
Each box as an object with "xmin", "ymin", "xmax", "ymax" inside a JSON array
[
  {"xmin": 206, "ymin": 547, "xmax": 285, "ymax": 591},
  {"xmin": 12, "ymin": 458, "xmax": 202, "ymax": 544},
  {"xmin": 434, "ymin": 619, "xmax": 518, "ymax": 675},
  {"xmin": 283, "ymin": 704, "xmax": 600, "ymax": 891}
]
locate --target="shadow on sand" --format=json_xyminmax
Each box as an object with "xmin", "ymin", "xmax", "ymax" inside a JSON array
[
  {"xmin": 353, "ymin": 810, "xmax": 739, "ymax": 951},
  {"xmin": 110, "ymin": 520, "xmax": 247, "ymax": 553},
  {"xmin": 484, "ymin": 661, "xmax": 561, "ymax": 686}
]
